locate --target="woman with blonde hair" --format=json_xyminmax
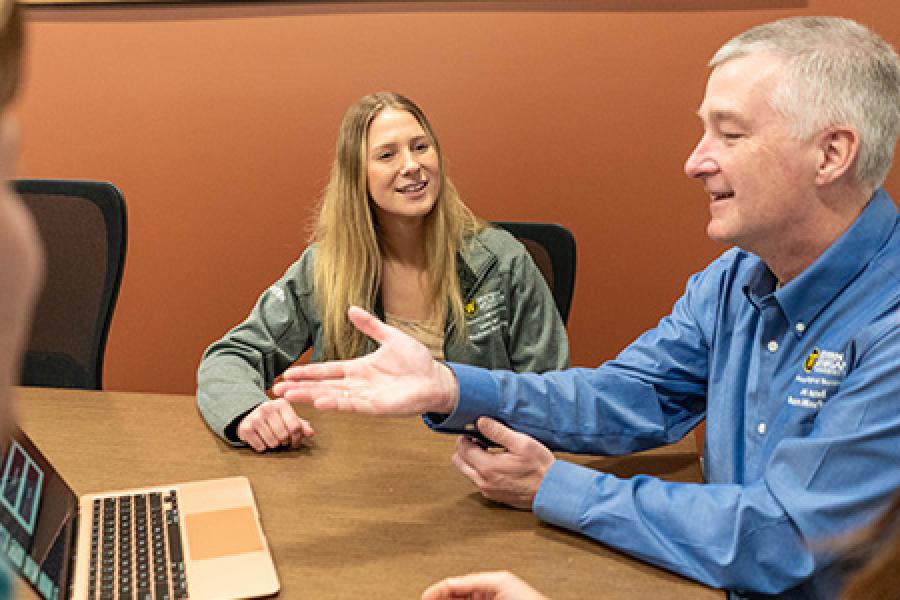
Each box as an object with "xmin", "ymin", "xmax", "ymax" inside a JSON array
[{"xmin": 198, "ymin": 92, "xmax": 568, "ymax": 452}]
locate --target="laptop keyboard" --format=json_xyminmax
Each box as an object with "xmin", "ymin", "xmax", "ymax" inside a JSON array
[{"xmin": 89, "ymin": 490, "xmax": 188, "ymax": 599}]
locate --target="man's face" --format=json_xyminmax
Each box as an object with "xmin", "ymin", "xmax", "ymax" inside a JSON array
[{"xmin": 684, "ymin": 52, "xmax": 821, "ymax": 256}]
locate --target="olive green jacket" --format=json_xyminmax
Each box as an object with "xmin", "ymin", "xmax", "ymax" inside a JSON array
[{"xmin": 197, "ymin": 226, "xmax": 569, "ymax": 445}]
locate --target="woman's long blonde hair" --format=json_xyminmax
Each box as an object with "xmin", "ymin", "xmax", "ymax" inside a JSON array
[{"xmin": 312, "ymin": 92, "xmax": 483, "ymax": 360}]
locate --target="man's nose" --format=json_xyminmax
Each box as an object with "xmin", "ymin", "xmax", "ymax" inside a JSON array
[{"xmin": 684, "ymin": 136, "xmax": 717, "ymax": 179}]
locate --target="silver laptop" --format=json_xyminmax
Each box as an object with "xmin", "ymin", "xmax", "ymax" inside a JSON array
[{"xmin": 0, "ymin": 427, "xmax": 280, "ymax": 599}]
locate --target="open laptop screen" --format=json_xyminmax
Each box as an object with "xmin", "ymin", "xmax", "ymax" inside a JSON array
[{"xmin": 0, "ymin": 429, "xmax": 77, "ymax": 599}]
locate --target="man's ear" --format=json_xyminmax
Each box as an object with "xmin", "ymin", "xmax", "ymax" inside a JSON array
[{"xmin": 815, "ymin": 126, "xmax": 859, "ymax": 186}]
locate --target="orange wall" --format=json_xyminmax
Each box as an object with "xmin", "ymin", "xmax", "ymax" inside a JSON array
[{"xmin": 16, "ymin": 1, "xmax": 900, "ymax": 394}]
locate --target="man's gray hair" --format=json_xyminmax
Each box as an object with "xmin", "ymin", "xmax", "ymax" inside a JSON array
[{"xmin": 711, "ymin": 16, "xmax": 900, "ymax": 190}]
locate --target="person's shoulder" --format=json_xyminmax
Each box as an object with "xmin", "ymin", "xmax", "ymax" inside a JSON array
[
  {"xmin": 685, "ymin": 246, "xmax": 762, "ymax": 293},
  {"xmin": 0, "ymin": 196, "xmax": 43, "ymax": 345},
  {"xmin": 298, "ymin": 243, "xmax": 318, "ymax": 265},
  {"xmin": 279, "ymin": 243, "xmax": 318, "ymax": 295},
  {"xmin": 701, "ymin": 246, "xmax": 760, "ymax": 274},
  {"xmin": 468, "ymin": 225, "xmax": 528, "ymax": 260},
  {"xmin": 872, "ymin": 216, "xmax": 900, "ymax": 281},
  {"xmin": 0, "ymin": 196, "xmax": 42, "ymax": 292}
]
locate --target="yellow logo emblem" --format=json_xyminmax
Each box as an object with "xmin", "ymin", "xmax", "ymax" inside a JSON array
[
  {"xmin": 465, "ymin": 300, "xmax": 478, "ymax": 316},
  {"xmin": 803, "ymin": 348, "xmax": 820, "ymax": 373}
]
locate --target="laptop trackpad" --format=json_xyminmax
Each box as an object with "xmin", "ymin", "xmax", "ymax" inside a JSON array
[{"xmin": 184, "ymin": 507, "xmax": 264, "ymax": 560}]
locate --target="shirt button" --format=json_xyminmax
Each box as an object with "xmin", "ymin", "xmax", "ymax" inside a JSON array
[
  {"xmin": 795, "ymin": 322, "xmax": 806, "ymax": 333},
  {"xmin": 767, "ymin": 340, "xmax": 779, "ymax": 353},
  {"xmin": 758, "ymin": 422, "xmax": 767, "ymax": 435}
]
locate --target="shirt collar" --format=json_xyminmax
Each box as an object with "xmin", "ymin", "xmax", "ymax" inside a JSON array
[
  {"xmin": 743, "ymin": 259, "xmax": 778, "ymax": 311},
  {"xmin": 775, "ymin": 189, "xmax": 897, "ymax": 337}
]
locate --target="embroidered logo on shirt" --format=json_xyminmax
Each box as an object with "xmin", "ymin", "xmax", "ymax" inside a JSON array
[
  {"xmin": 789, "ymin": 347, "xmax": 846, "ymax": 410},
  {"xmin": 810, "ymin": 349, "xmax": 847, "ymax": 377},
  {"xmin": 465, "ymin": 300, "xmax": 478, "ymax": 316}
]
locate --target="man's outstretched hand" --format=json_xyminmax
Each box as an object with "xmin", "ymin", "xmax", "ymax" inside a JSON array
[{"xmin": 272, "ymin": 307, "xmax": 458, "ymax": 416}]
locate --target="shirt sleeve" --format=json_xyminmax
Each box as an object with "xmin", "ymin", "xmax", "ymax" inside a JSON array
[
  {"xmin": 428, "ymin": 268, "xmax": 714, "ymax": 454},
  {"xmin": 538, "ymin": 315, "xmax": 900, "ymax": 594},
  {"xmin": 196, "ymin": 254, "xmax": 316, "ymax": 445},
  {"xmin": 428, "ymin": 262, "xmax": 900, "ymax": 594}
]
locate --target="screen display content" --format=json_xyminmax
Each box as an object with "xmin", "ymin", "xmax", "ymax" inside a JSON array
[{"xmin": 0, "ymin": 433, "xmax": 76, "ymax": 599}]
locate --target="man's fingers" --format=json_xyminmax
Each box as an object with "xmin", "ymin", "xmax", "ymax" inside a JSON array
[
  {"xmin": 282, "ymin": 384, "xmax": 370, "ymax": 413},
  {"xmin": 476, "ymin": 417, "xmax": 521, "ymax": 451},
  {"xmin": 347, "ymin": 305, "xmax": 395, "ymax": 345},
  {"xmin": 276, "ymin": 381, "xmax": 341, "ymax": 403},
  {"xmin": 313, "ymin": 391, "xmax": 373, "ymax": 414},
  {"xmin": 452, "ymin": 438, "xmax": 485, "ymax": 485},
  {"xmin": 279, "ymin": 360, "xmax": 349, "ymax": 383}
]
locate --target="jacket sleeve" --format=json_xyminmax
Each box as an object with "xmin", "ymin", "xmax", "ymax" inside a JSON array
[
  {"xmin": 196, "ymin": 252, "xmax": 317, "ymax": 445},
  {"xmin": 505, "ymin": 248, "xmax": 570, "ymax": 372}
]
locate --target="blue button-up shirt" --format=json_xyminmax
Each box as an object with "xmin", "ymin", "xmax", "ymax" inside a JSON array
[{"xmin": 429, "ymin": 190, "xmax": 900, "ymax": 599}]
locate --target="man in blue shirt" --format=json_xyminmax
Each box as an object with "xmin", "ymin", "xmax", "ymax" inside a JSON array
[{"xmin": 274, "ymin": 16, "xmax": 900, "ymax": 599}]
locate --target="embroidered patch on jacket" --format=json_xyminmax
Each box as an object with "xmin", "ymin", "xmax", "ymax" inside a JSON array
[{"xmin": 466, "ymin": 291, "xmax": 503, "ymax": 340}]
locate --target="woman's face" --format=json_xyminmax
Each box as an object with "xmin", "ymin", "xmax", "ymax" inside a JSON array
[{"xmin": 365, "ymin": 108, "xmax": 441, "ymax": 225}]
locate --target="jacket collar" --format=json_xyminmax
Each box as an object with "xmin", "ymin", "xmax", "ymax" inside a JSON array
[{"xmin": 457, "ymin": 230, "xmax": 498, "ymax": 302}]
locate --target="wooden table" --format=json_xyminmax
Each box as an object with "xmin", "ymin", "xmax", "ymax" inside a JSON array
[{"xmin": 15, "ymin": 387, "xmax": 722, "ymax": 599}]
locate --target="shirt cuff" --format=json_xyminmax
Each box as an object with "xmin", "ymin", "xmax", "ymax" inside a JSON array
[
  {"xmin": 534, "ymin": 460, "xmax": 605, "ymax": 530},
  {"xmin": 423, "ymin": 362, "xmax": 501, "ymax": 433}
]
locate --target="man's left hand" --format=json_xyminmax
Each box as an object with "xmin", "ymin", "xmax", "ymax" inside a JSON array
[{"xmin": 452, "ymin": 417, "xmax": 555, "ymax": 510}]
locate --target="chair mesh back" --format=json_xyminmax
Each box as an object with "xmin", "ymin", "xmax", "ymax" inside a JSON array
[
  {"xmin": 16, "ymin": 181, "xmax": 127, "ymax": 390},
  {"xmin": 519, "ymin": 239, "xmax": 554, "ymax": 292},
  {"xmin": 492, "ymin": 221, "xmax": 576, "ymax": 325}
]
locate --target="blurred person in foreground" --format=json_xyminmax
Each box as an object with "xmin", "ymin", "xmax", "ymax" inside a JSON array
[
  {"xmin": 0, "ymin": 1, "xmax": 44, "ymax": 597},
  {"xmin": 274, "ymin": 16, "xmax": 900, "ymax": 600}
]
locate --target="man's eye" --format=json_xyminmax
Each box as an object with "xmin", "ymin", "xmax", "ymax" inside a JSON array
[
  {"xmin": 723, "ymin": 132, "xmax": 745, "ymax": 141},
  {"xmin": 414, "ymin": 142, "xmax": 431, "ymax": 152}
]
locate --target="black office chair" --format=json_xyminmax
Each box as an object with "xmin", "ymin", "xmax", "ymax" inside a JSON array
[
  {"xmin": 15, "ymin": 179, "xmax": 127, "ymax": 390},
  {"xmin": 493, "ymin": 221, "xmax": 576, "ymax": 325}
]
